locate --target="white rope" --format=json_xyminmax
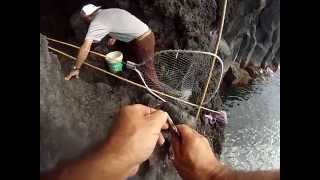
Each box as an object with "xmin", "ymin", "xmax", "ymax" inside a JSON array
[
  {"xmin": 47, "ymin": 37, "xmax": 106, "ymax": 58},
  {"xmin": 195, "ymin": 0, "xmax": 228, "ymax": 120},
  {"xmin": 134, "ymin": 68, "xmax": 167, "ymax": 102}
]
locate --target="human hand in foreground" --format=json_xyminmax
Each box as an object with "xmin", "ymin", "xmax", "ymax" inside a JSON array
[
  {"xmin": 104, "ymin": 104, "xmax": 169, "ymax": 177},
  {"xmin": 171, "ymin": 124, "xmax": 224, "ymax": 180},
  {"xmin": 41, "ymin": 104, "xmax": 169, "ymax": 180},
  {"xmin": 171, "ymin": 124, "xmax": 280, "ymax": 180},
  {"xmin": 65, "ymin": 69, "xmax": 80, "ymax": 80}
]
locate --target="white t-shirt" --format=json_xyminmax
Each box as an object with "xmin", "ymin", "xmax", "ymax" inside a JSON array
[{"xmin": 85, "ymin": 8, "xmax": 149, "ymax": 43}]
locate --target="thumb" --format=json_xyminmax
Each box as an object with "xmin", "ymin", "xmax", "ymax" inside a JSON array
[
  {"xmin": 65, "ymin": 74, "xmax": 72, "ymax": 80},
  {"xmin": 147, "ymin": 110, "xmax": 168, "ymax": 131},
  {"xmin": 176, "ymin": 124, "xmax": 197, "ymax": 145}
]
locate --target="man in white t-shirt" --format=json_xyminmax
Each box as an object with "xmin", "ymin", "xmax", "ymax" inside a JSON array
[{"xmin": 65, "ymin": 4, "xmax": 158, "ymax": 85}]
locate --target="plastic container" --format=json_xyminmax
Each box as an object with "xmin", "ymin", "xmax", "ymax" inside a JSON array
[{"xmin": 105, "ymin": 51, "xmax": 123, "ymax": 73}]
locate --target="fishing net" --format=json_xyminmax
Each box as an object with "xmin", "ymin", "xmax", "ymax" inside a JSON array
[{"xmin": 137, "ymin": 50, "xmax": 224, "ymax": 107}]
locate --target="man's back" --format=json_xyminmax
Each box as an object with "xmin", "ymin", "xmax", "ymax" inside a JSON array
[{"xmin": 86, "ymin": 8, "xmax": 149, "ymax": 42}]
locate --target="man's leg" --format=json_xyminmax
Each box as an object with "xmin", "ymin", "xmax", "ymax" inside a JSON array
[
  {"xmin": 133, "ymin": 32, "xmax": 161, "ymax": 87},
  {"xmin": 131, "ymin": 33, "xmax": 183, "ymax": 97}
]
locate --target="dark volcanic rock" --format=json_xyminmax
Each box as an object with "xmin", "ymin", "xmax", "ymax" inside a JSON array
[
  {"xmin": 40, "ymin": 34, "xmax": 136, "ymax": 171},
  {"xmin": 223, "ymin": 0, "xmax": 280, "ymax": 69},
  {"xmin": 223, "ymin": 63, "xmax": 253, "ymax": 87}
]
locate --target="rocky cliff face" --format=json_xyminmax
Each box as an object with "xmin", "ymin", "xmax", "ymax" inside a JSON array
[
  {"xmin": 222, "ymin": 0, "xmax": 280, "ymax": 86},
  {"xmin": 103, "ymin": 0, "xmax": 280, "ymax": 70},
  {"xmin": 40, "ymin": 33, "xmax": 136, "ymax": 171}
]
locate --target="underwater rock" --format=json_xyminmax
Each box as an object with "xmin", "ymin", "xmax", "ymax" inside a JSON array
[{"xmin": 223, "ymin": 63, "xmax": 252, "ymax": 87}]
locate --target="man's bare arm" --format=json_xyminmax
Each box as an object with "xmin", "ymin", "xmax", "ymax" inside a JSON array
[
  {"xmin": 41, "ymin": 105, "xmax": 169, "ymax": 180},
  {"xmin": 172, "ymin": 124, "xmax": 280, "ymax": 180},
  {"xmin": 75, "ymin": 39, "xmax": 93, "ymax": 69},
  {"xmin": 65, "ymin": 39, "xmax": 93, "ymax": 80},
  {"xmin": 213, "ymin": 168, "xmax": 279, "ymax": 180}
]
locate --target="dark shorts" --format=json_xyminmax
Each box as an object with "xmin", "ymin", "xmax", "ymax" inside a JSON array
[{"xmin": 111, "ymin": 33, "xmax": 159, "ymax": 85}]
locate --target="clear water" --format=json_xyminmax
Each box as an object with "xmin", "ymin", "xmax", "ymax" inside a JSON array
[{"xmin": 220, "ymin": 71, "xmax": 280, "ymax": 170}]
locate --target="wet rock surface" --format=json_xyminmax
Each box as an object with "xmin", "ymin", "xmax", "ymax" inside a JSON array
[
  {"xmin": 223, "ymin": 63, "xmax": 253, "ymax": 88},
  {"xmin": 223, "ymin": 0, "xmax": 280, "ymax": 69}
]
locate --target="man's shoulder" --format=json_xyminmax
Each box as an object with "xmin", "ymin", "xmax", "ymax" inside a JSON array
[
  {"xmin": 96, "ymin": 8, "xmax": 134, "ymax": 21},
  {"xmin": 101, "ymin": 8, "xmax": 129, "ymax": 14}
]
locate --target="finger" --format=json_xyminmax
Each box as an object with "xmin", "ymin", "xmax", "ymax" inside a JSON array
[
  {"xmin": 176, "ymin": 124, "xmax": 193, "ymax": 136},
  {"xmin": 128, "ymin": 165, "xmax": 140, "ymax": 177},
  {"xmin": 157, "ymin": 133, "xmax": 165, "ymax": 146},
  {"xmin": 130, "ymin": 104, "xmax": 156, "ymax": 115},
  {"xmin": 176, "ymin": 124, "xmax": 197, "ymax": 144},
  {"xmin": 161, "ymin": 122, "xmax": 169, "ymax": 130},
  {"xmin": 147, "ymin": 110, "xmax": 168, "ymax": 130},
  {"xmin": 144, "ymin": 106, "xmax": 156, "ymax": 115},
  {"xmin": 65, "ymin": 74, "xmax": 73, "ymax": 81}
]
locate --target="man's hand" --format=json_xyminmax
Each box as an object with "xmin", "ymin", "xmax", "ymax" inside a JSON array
[
  {"xmin": 64, "ymin": 39, "xmax": 92, "ymax": 81},
  {"xmin": 107, "ymin": 38, "xmax": 116, "ymax": 48},
  {"xmin": 171, "ymin": 124, "xmax": 225, "ymax": 180},
  {"xmin": 103, "ymin": 104, "xmax": 169, "ymax": 177},
  {"xmin": 171, "ymin": 125, "xmax": 280, "ymax": 180},
  {"xmin": 65, "ymin": 69, "xmax": 80, "ymax": 80},
  {"xmin": 41, "ymin": 104, "xmax": 169, "ymax": 180}
]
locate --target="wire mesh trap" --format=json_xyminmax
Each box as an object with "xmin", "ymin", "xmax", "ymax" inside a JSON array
[{"xmin": 139, "ymin": 50, "xmax": 224, "ymax": 107}]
